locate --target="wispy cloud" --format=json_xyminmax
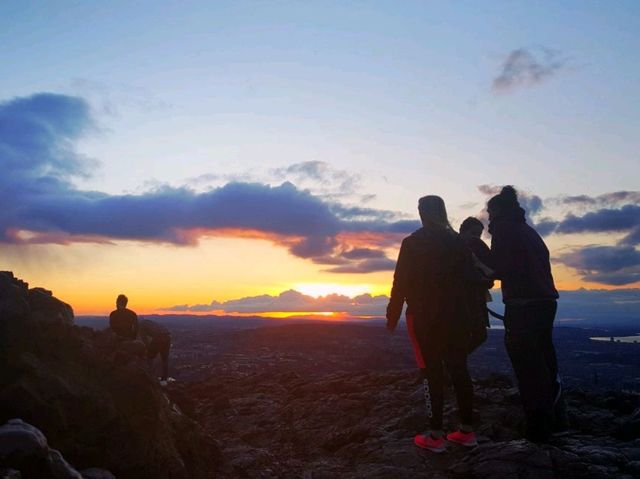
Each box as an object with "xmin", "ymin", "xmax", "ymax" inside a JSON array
[{"xmin": 492, "ymin": 47, "xmax": 567, "ymax": 94}]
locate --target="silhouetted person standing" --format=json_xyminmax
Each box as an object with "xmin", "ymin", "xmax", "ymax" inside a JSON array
[
  {"xmin": 109, "ymin": 294, "xmax": 138, "ymax": 340},
  {"xmin": 138, "ymin": 319, "xmax": 172, "ymax": 384},
  {"xmin": 387, "ymin": 196, "xmax": 480, "ymax": 453},
  {"xmin": 487, "ymin": 186, "xmax": 567, "ymax": 442},
  {"xmin": 459, "ymin": 217, "xmax": 493, "ymax": 351}
]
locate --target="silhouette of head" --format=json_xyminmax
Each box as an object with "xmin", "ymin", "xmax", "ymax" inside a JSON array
[
  {"xmin": 487, "ymin": 186, "xmax": 519, "ymax": 221},
  {"xmin": 418, "ymin": 195, "xmax": 452, "ymax": 230},
  {"xmin": 460, "ymin": 217, "xmax": 484, "ymax": 238},
  {"xmin": 116, "ymin": 294, "xmax": 128, "ymax": 310}
]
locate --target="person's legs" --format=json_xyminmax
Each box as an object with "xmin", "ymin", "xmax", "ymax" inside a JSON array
[
  {"xmin": 445, "ymin": 350, "xmax": 473, "ymax": 429},
  {"xmin": 538, "ymin": 302, "xmax": 569, "ymax": 433},
  {"xmin": 421, "ymin": 360, "xmax": 445, "ymax": 434},
  {"xmin": 159, "ymin": 335, "xmax": 170, "ymax": 381},
  {"xmin": 410, "ymin": 313, "xmax": 446, "ymax": 435},
  {"xmin": 408, "ymin": 313, "xmax": 448, "ymax": 452},
  {"xmin": 504, "ymin": 303, "xmax": 554, "ymax": 441}
]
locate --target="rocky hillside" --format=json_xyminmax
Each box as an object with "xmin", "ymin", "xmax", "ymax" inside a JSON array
[{"xmin": 0, "ymin": 272, "xmax": 226, "ymax": 478}]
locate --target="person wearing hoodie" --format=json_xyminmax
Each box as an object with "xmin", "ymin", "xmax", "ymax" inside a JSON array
[
  {"xmin": 386, "ymin": 196, "xmax": 482, "ymax": 453},
  {"xmin": 487, "ymin": 186, "xmax": 568, "ymax": 442}
]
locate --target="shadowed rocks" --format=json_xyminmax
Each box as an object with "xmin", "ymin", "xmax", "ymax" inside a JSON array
[{"xmin": 0, "ymin": 272, "xmax": 226, "ymax": 479}]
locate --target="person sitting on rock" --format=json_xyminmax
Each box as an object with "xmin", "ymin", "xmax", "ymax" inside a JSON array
[
  {"xmin": 387, "ymin": 195, "xmax": 483, "ymax": 453},
  {"xmin": 109, "ymin": 294, "xmax": 138, "ymax": 340},
  {"xmin": 138, "ymin": 319, "xmax": 172, "ymax": 385}
]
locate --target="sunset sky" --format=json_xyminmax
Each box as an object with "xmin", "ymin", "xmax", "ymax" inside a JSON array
[{"xmin": 1, "ymin": 1, "xmax": 639, "ymax": 316}]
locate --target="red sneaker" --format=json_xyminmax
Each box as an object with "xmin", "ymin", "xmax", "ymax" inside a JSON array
[
  {"xmin": 414, "ymin": 434, "xmax": 446, "ymax": 453},
  {"xmin": 446, "ymin": 430, "xmax": 478, "ymax": 447}
]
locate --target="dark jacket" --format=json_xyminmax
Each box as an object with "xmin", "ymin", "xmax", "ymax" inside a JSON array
[
  {"xmin": 462, "ymin": 235, "xmax": 492, "ymax": 268},
  {"xmin": 489, "ymin": 207, "xmax": 559, "ymax": 303},
  {"xmin": 387, "ymin": 227, "xmax": 478, "ymax": 347},
  {"xmin": 109, "ymin": 308, "xmax": 138, "ymax": 339}
]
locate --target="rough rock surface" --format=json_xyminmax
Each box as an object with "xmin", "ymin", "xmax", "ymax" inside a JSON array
[
  {"xmin": 167, "ymin": 323, "xmax": 640, "ymax": 479},
  {"xmin": 0, "ymin": 272, "xmax": 225, "ymax": 479}
]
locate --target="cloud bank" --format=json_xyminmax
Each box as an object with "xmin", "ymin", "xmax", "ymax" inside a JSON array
[
  {"xmin": 164, "ymin": 289, "xmax": 390, "ymax": 316},
  {"xmin": 3, "ymin": 93, "xmax": 638, "ymax": 285},
  {"xmin": 1, "ymin": 93, "xmax": 418, "ymax": 272},
  {"xmin": 164, "ymin": 288, "xmax": 640, "ymax": 326}
]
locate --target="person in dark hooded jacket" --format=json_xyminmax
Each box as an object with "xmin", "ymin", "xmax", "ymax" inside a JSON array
[
  {"xmin": 387, "ymin": 196, "xmax": 481, "ymax": 453},
  {"xmin": 487, "ymin": 186, "xmax": 567, "ymax": 442}
]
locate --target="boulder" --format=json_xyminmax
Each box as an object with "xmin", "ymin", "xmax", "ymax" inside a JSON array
[
  {"xmin": 0, "ymin": 468, "xmax": 21, "ymax": 479},
  {"xmin": 79, "ymin": 468, "xmax": 116, "ymax": 479},
  {"xmin": 0, "ymin": 419, "xmax": 48, "ymax": 466},
  {"xmin": 47, "ymin": 449, "xmax": 83, "ymax": 479}
]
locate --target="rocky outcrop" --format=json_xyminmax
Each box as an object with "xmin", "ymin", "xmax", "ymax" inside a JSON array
[{"xmin": 0, "ymin": 272, "xmax": 225, "ymax": 478}]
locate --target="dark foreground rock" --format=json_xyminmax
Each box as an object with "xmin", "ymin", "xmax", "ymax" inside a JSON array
[
  {"xmin": 0, "ymin": 272, "xmax": 226, "ymax": 478},
  {"xmin": 168, "ymin": 323, "xmax": 640, "ymax": 479}
]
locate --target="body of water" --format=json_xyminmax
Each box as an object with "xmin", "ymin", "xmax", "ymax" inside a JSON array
[{"xmin": 591, "ymin": 335, "xmax": 640, "ymax": 344}]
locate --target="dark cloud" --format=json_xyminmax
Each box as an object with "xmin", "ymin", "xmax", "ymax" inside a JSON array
[
  {"xmin": 536, "ymin": 192, "xmax": 640, "ymax": 241},
  {"xmin": 621, "ymin": 227, "xmax": 640, "ymax": 247},
  {"xmin": 492, "ymin": 47, "xmax": 567, "ymax": 93},
  {"xmin": 534, "ymin": 219, "xmax": 559, "ymax": 237},
  {"xmin": 325, "ymin": 257, "xmax": 397, "ymax": 274},
  {"xmin": 552, "ymin": 192, "xmax": 640, "ymax": 211},
  {"xmin": 555, "ymin": 205, "xmax": 640, "ymax": 242},
  {"xmin": 557, "ymin": 245, "xmax": 640, "ymax": 286},
  {"xmin": 341, "ymin": 248, "xmax": 387, "ymax": 260},
  {"xmin": 164, "ymin": 289, "xmax": 389, "ymax": 315},
  {"xmin": 0, "ymin": 93, "xmax": 96, "ymax": 184},
  {"xmin": 0, "ymin": 93, "xmax": 415, "ymax": 270}
]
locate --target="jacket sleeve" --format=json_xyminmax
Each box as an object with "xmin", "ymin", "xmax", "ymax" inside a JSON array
[
  {"xmin": 490, "ymin": 231, "xmax": 516, "ymax": 281},
  {"xmin": 475, "ymin": 239, "xmax": 493, "ymax": 270},
  {"xmin": 386, "ymin": 239, "xmax": 410, "ymax": 329}
]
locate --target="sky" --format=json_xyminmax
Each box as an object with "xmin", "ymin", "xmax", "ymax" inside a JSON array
[{"xmin": 1, "ymin": 1, "xmax": 639, "ymax": 316}]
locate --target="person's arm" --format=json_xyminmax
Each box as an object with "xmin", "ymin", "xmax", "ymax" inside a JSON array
[
  {"xmin": 386, "ymin": 239, "xmax": 411, "ymax": 332},
  {"xmin": 490, "ymin": 230, "xmax": 517, "ymax": 281},
  {"xmin": 108, "ymin": 312, "xmax": 115, "ymax": 332},
  {"xmin": 475, "ymin": 239, "xmax": 493, "ymax": 270}
]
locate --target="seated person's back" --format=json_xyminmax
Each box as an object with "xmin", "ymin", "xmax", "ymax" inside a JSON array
[{"xmin": 109, "ymin": 294, "xmax": 138, "ymax": 339}]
